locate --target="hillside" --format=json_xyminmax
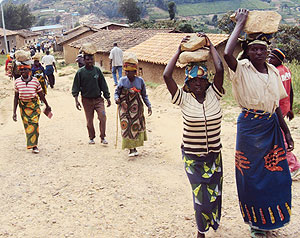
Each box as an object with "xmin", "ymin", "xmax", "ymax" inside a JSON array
[{"xmin": 7, "ymin": 0, "xmax": 300, "ymax": 27}]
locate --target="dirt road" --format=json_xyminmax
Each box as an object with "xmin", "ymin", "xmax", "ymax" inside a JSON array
[{"xmin": 0, "ymin": 66, "xmax": 299, "ymax": 238}]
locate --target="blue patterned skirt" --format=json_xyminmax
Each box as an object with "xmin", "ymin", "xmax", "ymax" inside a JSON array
[
  {"xmin": 182, "ymin": 148, "xmax": 223, "ymax": 233},
  {"xmin": 236, "ymin": 109, "xmax": 292, "ymax": 230}
]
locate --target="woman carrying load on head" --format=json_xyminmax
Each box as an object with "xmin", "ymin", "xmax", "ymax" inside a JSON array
[
  {"xmin": 5, "ymin": 53, "xmax": 13, "ymax": 78},
  {"xmin": 114, "ymin": 53, "xmax": 152, "ymax": 157},
  {"xmin": 12, "ymin": 50, "xmax": 52, "ymax": 154},
  {"xmin": 163, "ymin": 33, "xmax": 224, "ymax": 238},
  {"xmin": 224, "ymin": 8, "xmax": 293, "ymax": 238},
  {"xmin": 32, "ymin": 54, "xmax": 47, "ymax": 98}
]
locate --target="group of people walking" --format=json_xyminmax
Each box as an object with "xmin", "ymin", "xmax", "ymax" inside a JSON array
[
  {"xmin": 10, "ymin": 8, "xmax": 298, "ymax": 238},
  {"xmin": 72, "ymin": 43, "xmax": 151, "ymax": 157}
]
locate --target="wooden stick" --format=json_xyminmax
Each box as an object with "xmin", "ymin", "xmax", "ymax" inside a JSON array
[{"xmin": 115, "ymin": 105, "xmax": 119, "ymax": 149}]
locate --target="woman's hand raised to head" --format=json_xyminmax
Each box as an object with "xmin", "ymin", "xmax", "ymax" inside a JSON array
[
  {"xmin": 178, "ymin": 35, "xmax": 191, "ymax": 52},
  {"xmin": 235, "ymin": 8, "xmax": 249, "ymax": 25},
  {"xmin": 197, "ymin": 32, "xmax": 211, "ymax": 47}
]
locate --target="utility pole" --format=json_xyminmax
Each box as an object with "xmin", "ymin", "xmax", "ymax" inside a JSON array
[{"xmin": 1, "ymin": 1, "xmax": 8, "ymax": 53}]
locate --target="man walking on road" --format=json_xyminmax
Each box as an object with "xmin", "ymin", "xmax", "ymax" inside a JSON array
[
  {"xmin": 72, "ymin": 43, "xmax": 111, "ymax": 145},
  {"xmin": 109, "ymin": 42, "xmax": 123, "ymax": 86},
  {"xmin": 42, "ymin": 50, "xmax": 57, "ymax": 88}
]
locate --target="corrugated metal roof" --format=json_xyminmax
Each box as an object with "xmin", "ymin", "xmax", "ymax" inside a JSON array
[
  {"xmin": 125, "ymin": 33, "xmax": 229, "ymax": 67},
  {"xmin": 31, "ymin": 25, "xmax": 63, "ymax": 32}
]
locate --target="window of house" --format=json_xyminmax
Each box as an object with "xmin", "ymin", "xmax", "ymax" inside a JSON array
[
  {"xmin": 139, "ymin": 67, "xmax": 143, "ymax": 76},
  {"xmin": 100, "ymin": 60, "xmax": 103, "ymax": 67},
  {"xmin": 12, "ymin": 40, "xmax": 14, "ymax": 43}
]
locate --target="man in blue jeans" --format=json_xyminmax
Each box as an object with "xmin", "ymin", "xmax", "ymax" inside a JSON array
[{"xmin": 109, "ymin": 42, "xmax": 123, "ymax": 86}]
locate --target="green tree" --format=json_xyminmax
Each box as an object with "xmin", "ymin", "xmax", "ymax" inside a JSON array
[
  {"xmin": 178, "ymin": 23, "xmax": 193, "ymax": 33},
  {"xmin": 37, "ymin": 17, "xmax": 46, "ymax": 26},
  {"xmin": 217, "ymin": 10, "xmax": 235, "ymax": 34},
  {"xmin": 168, "ymin": 1, "xmax": 176, "ymax": 20},
  {"xmin": 55, "ymin": 15, "xmax": 61, "ymax": 24},
  {"xmin": 273, "ymin": 25, "xmax": 300, "ymax": 61},
  {"xmin": 212, "ymin": 14, "xmax": 218, "ymax": 26},
  {"xmin": 119, "ymin": 0, "xmax": 141, "ymax": 23},
  {"xmin": 1, "ymin": 1, "xmax": 35, "ymax": 30}
]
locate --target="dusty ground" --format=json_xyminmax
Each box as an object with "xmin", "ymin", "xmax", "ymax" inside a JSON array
[{"xmin": 0, "ymin": 65, "xmax": 299, "ymax": 238}]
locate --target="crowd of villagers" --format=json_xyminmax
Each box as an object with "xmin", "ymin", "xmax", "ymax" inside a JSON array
[{"xmin": 6, "ymin": 8, "xmax": 299, "ymax": 238}]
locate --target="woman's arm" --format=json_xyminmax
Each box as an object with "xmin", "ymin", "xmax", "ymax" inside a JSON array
[
  {"xmin": 224, "ymin": 8, "xmax": 248, "ymax": 72},
  {"xmin": 163, "ymin": 37, "xmax": 190, "ymax": 97},
  {"xmin": 276, "ymin": 107, "xmax": 294, "ymax": 151},
  {"xmin": 199, "ymin": 33, "xmax": 224, "ymax": 92},
  {"xmin": 163, "ymin": 49, "xmax": 180, "ymax": 97},
  {"xmin": 38, "ymin": 92, "xmax": 51, "ymax": 113},
  {"xmin": 12, "ymin": 92, "xmax": 19, "ymax": 121}
]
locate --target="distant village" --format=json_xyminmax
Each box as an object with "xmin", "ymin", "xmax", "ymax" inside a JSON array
[{"xmin": 0, "ymin": 21, "xmax": 234, "ymax": 84}]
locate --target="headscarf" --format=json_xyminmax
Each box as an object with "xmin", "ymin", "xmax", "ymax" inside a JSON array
[
  {"xmin": 17, "ymin": 60, "xmax": 32, "ymax": 70},
  {"xmin": 237, "ymin": 33, "xmax": 273, "ymax": 60},
  {"xmin": 185, "ymin": 63, "xmax": 208, "ymax": 83},
  {"xmin": 270, "ymin": 48, "xmax": 285, "ymax": 62},
  {"xmin": 123, "ymin": 52, "xmax": 138, "ymax": 71},
  {"xmin": 123, "ymin": 62, "xmax": 138, "ymax": 71}
]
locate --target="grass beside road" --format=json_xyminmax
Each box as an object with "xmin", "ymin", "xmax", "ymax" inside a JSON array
[
  {"xmin": 177, "ymin": 0, "xmax": 275, "ymax": 16},
  {"xmin": 288, "ymin": 60, "xmax": 300, "ymax": 114}
]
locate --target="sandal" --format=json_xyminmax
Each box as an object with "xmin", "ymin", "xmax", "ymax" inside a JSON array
[{"xmin": 250, "ymin": 227, "xmax": 267, "ymax": 238}]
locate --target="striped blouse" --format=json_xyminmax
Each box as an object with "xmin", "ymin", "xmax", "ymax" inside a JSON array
[
  {"xmin": 172, "ymin": 84, "xmax": 223, "ymax": 155},
  {"xmin": 15, "ymin": 77, "xmax": 42, "ymax": 100}
]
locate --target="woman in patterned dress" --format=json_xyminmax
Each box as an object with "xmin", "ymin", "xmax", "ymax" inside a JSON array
[
  {"xmin": 13, "ymin": 54, "xmax": 51, "ymax": 154},
  {"xmin": 163, "ymin": 34, "xmax": 224, "ymax": 238},
  {"xmin": 114, "ymin": 53, "xmax": 152, "ymax": 157},
  {"xmin": 224, "ymin": 8, "xmax": 293, "ymax": 238}
]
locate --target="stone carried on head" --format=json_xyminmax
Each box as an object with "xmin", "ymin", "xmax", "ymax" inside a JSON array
[
  {"xmin": 180, "ymin": 35, "xmax": 207, "ymax": 52},
  {"xmin": 123, "ymin": 52, "xmax": 138, "ymax": 64},
  {"xmin": 178, "ymin": 49, "xmax": 210, "ymax": 64},
  {"xmin": 15, "ymin": 50, "xmax": 31, "ymax": 62},
  {"xmin": 80, "ymin": 43, "xmax": 97, "ymax": 55},
  {"xmin": 231, "ymin": 10, "xmax": 282, "ymax": 34}
]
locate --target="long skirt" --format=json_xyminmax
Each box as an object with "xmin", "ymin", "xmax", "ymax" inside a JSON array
[
  {"xmin": 119, "ymin": 88, "xmax": 147, "ymax": 149},
  {"xmin": 19, "ymin": 98, "xmax": 41, "ymax": 149},
  {"xmin": 182, "ymin": 149, "xmax": 223, "ymax": 233},
  {"xmin": 33, "ymin": 69, "xmax": 47, "ymax": 95},
  {"xmin": 236, "ymin": 109, "xmax": 292, "ymax": 230}
]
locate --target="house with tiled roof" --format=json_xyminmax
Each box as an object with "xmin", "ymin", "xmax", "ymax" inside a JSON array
[
  {"xmin": 15, "ymin": 29, "xmax": 41, "ymax": 46},
  {"xmin": 0, "ymin": 28, "xmax": 40, "ymax": 53},
  {"xmin": 56, "ymin": 24, "xmax": 98, "ymax": 54},
  {"xmin": 65, "ymin": 28, "xmax": 169, "ymax": 68},
  {"xmin": 125, "ymin": 33, "xmax": 231, "ymax": 84}
]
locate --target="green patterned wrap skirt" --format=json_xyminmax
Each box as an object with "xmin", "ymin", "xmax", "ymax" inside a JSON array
[
  {"xmin": 182, "ymin": 149, "xmax": 223, "ymax": 233},
  {"xmin": 19, "ymin": 98, "xmax": 41, "ymax": 149}
]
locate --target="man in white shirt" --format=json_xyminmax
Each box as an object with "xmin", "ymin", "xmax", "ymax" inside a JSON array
[
  {"xmin": 42, "ymin": 50, "xmax": 57, "ymax": 88},
  {"xmin": 109, "ymin": 42, "xmax": 123, "ymax": 86}
]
